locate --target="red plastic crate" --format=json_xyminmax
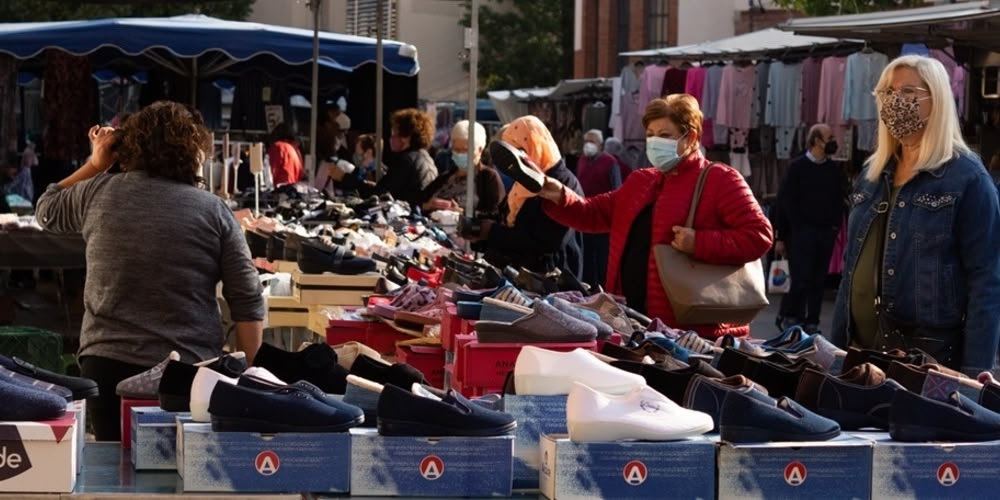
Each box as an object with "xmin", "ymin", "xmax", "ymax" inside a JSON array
[
  {"xmin": 120, "ymin": 397, "xmax": 159, "ymax": 449},
  {"xmin": 326, "ymin": 319, "xmax": 413, "ymax": 355},
  {"xmin": 395, "ymin": 344, "xmax": 446, "ymax": 389},
  {"xmin": 441, "ymin": 305, "xmax": 475, "ymax": 351},
  {"xmin": 456, "ymin": 340, "xmax": 597, "ymax": 389},
  {"xmin": 452, "ymin": 334, "xmax": 477, "ymax": 381}
]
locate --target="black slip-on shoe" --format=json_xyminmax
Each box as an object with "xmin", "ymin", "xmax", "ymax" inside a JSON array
[
  {"xmin": 209, "ymin": 381, "xmax": 363, "ymax": 433},
  {"xmin": 349, "ymin": 354, "xmax": 427, "ymax": 389},
  {"xmin": 297, "ymin": 238, "xmax": 376, "ymax": 275},
  {"xmin": 0, "ymin": 355, "xmax": 97, "ymax": 400},
  {"xmin": 157, "ymin": 353, "xmax": 247, "ymax": 411},
  {"xmin": 253, "ymin": 343, "xmax": 349, "ymax": 395},
  {"xmin": 489, "ymin": 140, "xmax": 545, "ymax": 193},
  {"xmin": 377, "ymin": 383, "xmax": 516, "ymax": 437}
]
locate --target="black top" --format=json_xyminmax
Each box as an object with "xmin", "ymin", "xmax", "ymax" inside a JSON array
[
  {"xmin": 620, "ymin": 203, "xmax": 655, "ymax": 314},
  {"xmin": 372, "ymin": 148, "xmax": 438, "ymax": 206},
  {"xmin": 481, "ymin": 160, "xmax": 584, "ymax": 279},
  {"xmin": 419, "ymin": 165, "xmax": 507, "ymax": 218},
  {"xmin": 776, "ymin": 154, "xmax": 849, "ymax": 231}
]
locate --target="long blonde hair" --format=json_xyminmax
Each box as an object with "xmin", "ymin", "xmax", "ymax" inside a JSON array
[{"xmin": 865, "ymin": 55, "xmax": 970, "ymax": 182}]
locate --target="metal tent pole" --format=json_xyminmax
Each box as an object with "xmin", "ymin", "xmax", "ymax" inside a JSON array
[
  {"xmin": 465, "ymin": 0, "xmax": 479, "ymax": 216},
  {"xmin": 308, "ymin": 0, "xmax": 322, "ymax": 185},
  {"xmin": 375, "ymin": 0, "xmax": 385, "ymax": 181}
]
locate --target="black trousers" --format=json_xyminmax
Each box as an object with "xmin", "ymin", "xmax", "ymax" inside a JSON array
[
  {"xmin": 79, "ymin": 355, "xmax": 149, "ymax": 442},
  {"xmin": 779, "ymin": 225, "xmax": 839, "ymax": 326},
  {"xmin": 581, "ymin": 233, "xmax": 609, "ymax": 289}
]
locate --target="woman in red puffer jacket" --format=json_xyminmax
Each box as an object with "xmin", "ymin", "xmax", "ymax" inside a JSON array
[{"xmin": 538, "ymin": 95, "xmax": 772, "ymax": 339}]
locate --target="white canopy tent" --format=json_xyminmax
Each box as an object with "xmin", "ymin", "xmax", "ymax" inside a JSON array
[
  {"xmin": 619, "ymin": 27, "xmax": 858, "ymax": 60},
  {"xmin": 487, "ymin": 78, "xmax": 614, "ymax": 123}
]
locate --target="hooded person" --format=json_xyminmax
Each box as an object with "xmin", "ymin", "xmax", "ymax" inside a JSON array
[{"xmin": 466, "ymin": 115, "xmax": 584, "ymax": 280}]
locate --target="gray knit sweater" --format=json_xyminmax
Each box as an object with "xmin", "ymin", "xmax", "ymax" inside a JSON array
[{"xmin": 36, "ymin": 171, "xmax": 264, "ymax": 367}]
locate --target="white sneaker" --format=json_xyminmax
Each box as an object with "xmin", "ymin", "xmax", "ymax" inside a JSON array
[
  {"xmin": 190, "ymin": 367, "xmax": 238, "ymax": 422},
  {"xmin": 567, "ymin": 382, "xmax": 713, "ymax": 442},
  {"xmin": 513, "ymin": 346, "xmax": 645, "ymax": 396}
]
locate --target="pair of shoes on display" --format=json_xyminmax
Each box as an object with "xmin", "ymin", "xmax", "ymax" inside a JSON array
[
  {"xmin": 0, "ymin": 354, "xmax": 97, "ymax": 400},
  {"xmin": 793, "ymin": 362, "xmax": 904, "ymax": 431},
  {"xmin": 0, "ymin": 376, "xmax": 67, "ymax": 421},
  {"xmin": 342, "ymin": 354, "xmax": 428, "ymax": 427},
  {"xmin": 376, "ymin": 382, "xmax": 516, "ymax": 437},
  {"xmin": 253, "ymin": 342, "xmax": 350, "ymax": 395},
  {"xmin": 207, "ymin": 367, "xmax": 365, "ymax": 433},
  {"xmin": 474, "ymin": 300, "xmax": 599, "ymax": 344},
  {"xmin": 889, "ymin": 388, "xmax": 1000, "ymax": 442},
  {"xmin": 297, "ymin": 238, "xmax": 376, "ymax": 275},
  {"xmin": 158, "ymin": 352, "xmax": 248, "ymax": 411},
  {"xmin": 716, "ymin": 347, "xmax": 822, "ymax": 399},
  {"xmin": 453, "ymin": 281, "xmax": 533, "ymax": 320}
]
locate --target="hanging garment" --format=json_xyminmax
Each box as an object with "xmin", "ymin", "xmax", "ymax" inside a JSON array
[
  {"xmin": 901, "ymin": 43, "xmax": 930, "ymax": 57},
  {"xmin": 800, "ymin": 57, "xmax": 823, "ymax": 126},
  {"xmin": 817, "ymin": 56, "xmax": 849, "ymax": 150},
  {"xmin": 855, "ymin": 120, "xmax": 878, "ymax": 152},
  {"xmin": 750, "ymin": 62, "xmax": 771, "ymax": 130},
  {"xmin": 661, "ymin": 67, "xmax": 688, "ymax": 97},
  {"xmin": 610, "ymin": 77, "xmax": 623, "ymax": 139},
  {"xmin": 43, "ymin": 50, "xmax": 95, "ymax": 162},
  {"xmin": 0, "ymin": 55, "xmax": 16, "ymax": 161},
  {"xmin": 581, "ymin": 102, "xmax": 610, "ymax": 133},
  {"xmin": 765, "ymin": 62, "xmax": 803, "ymax": 160},
  {"xmin": 197, "ymin": 81, "xmax": 223, "ymax": 130},
  {"xmin": 685, "ymin": 67, "xmax": 707, "ymax": 105},
  {"xmin": 729, "ymin": 128, "xmax": 751, "ymax": 178},
  {"xmin": 618, "ymin": 66, "xmax": 646, "ymax": 147},
  {"xmin": 702, "ymin": 65, "xmax": 727, "ymax": 147},
  {"xmin": 638, "ymin": 65, "xmax": 669, "ymax": 116},
  {"xmin": 716, "ymin": 64, "xmax": 756, "ymax": 130},
  {"xmin": 841, "ymin": 51, "xmax": 888, "ymax": 123},
  {"xmin": 930, "ymin": 47, "xmax": 966, "ymax": 120}
]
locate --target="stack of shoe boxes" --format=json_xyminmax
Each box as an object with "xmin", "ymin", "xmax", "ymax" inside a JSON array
[
  {"xmin": 540, "ymin": 434, "xmax": 716, "ymax": 499},
  {"xmin": 395, "ymin": 344, "xmax": 446, "ymax": 389},
  {"xmin": 452, "ymin": 339, "xmax": 596, "ymax": 397},
  {"xmin": 349, "ymin": 428, "xmax": 514, "ymax": 497},
  {"xmin": 177, "ymin": 422, "xmax": 351, "ymax": 493},
  {"xmin": 325, "ymin": 312, "xmax": 414, "ymax": 356},
  {"xmin": 441, "ymin": 304, "xmax": 474, "ymax": 390},
  {"xmin": 716, "ymin": 435, "xmax": 874, "ymax": 499},
  {"xmin": 267, "ymin": 296, "xmax": 310, "ymax": 329},
  {"xmin": 0, "ymin": 415, "xmax": 79, "ymax": 493},
  {"xmin": 291, "ymin": 270, "xmax": 382, "ymax": 306},
  {"xmin": 67, "ymin": 399, "xmax": 86, "ymax": 473},
  {"xmin": 858, "ymin": 431, "xmax": 1000, "ymax": 497},
  {"xmin": 120, "ymin": 397, "xmax": 160, "ymax": 450},
  {"xmin": 503, "ymin": 393, "xmax": 569, "ymax": 489}
]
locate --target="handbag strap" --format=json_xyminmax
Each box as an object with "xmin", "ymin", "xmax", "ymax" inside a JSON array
[{"xmin": 684, "ymin": 163, "xmax": 718, "ymax": 228}]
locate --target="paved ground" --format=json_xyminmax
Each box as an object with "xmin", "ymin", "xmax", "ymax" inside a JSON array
[{"xmin": 750, "ymin": 291, "xmax": 837, "ymax": 341}]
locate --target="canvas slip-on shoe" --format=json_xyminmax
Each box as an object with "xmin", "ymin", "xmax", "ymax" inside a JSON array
[
  {"xmin": 514, "ymin": 346, "xmax": 645, "ymax": 396},
  {"xmin": 0, "ymin": 354, "xmax": 97, "ymax": 400},
  {"xmin": 719, "ymin": 390, "xmax": 840, "ymax": 443},
  {"xmin": 209, "ymin": 380, "xmax": 363, "ymax": 433},
  {"xmin": 567, "ymin": 382, "xmax": 712, "ymax": 442},
  {"xmin": 0, "ymin": 377, "xmax": 67, "ymax": 421},
  {"xmin": 376, "ymin": 383, "xmax": 516, "ymax": 437},
  {"xmin": 889, "ymin": 389, "xmax": 1000, "ymax": 442}
]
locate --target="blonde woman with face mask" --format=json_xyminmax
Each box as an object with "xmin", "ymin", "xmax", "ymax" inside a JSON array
[{"xmin": 830, "ymin": 55, "xmax": 1000, "ymax": 376}]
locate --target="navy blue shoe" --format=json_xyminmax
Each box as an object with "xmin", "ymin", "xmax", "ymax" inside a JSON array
[
  {"xmin": 719, "ymin": 390, "xmax": 840, "ymax": 443},
  {"xmin": 683, "ymin": 375, "xmax": 769, "ymax": 432},
  {"xmin": 979, "ymin": 382, "xmax": 1000, "ymax": 413},
  {"xmin": 377, "ymin": 383, "xmax": 516, "ymax": 436},
  {"xmin": 0, "ymin": 378, "xmax": 67, "ymax": 421},
  {"xmin": 795, "ymin": 364, "xmax": 903, "ymax": 430},
  {"xmin": 0, "ymin": 354, "xmax": 97, "ymax": 400},
  {"xmin": 209, "ymin": 381, "xmax": 363, "ymax": 433},
  {"xmin": 297, "ymin": 238, "xmax": 376, "ymax": 275},
  {"xmin": 890, "ymin": 389, "xmax": 1000, "ymax": 442}
]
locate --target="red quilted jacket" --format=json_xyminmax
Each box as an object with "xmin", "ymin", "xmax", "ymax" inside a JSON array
[{"xmin": 543, "ymin": 154, "xmax": 773, "ymax": 339}]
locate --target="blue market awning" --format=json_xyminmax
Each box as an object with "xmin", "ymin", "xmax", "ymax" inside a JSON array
[{"xmin": 0, "ymin": 14, "xmax": 420, "ymax": 76}]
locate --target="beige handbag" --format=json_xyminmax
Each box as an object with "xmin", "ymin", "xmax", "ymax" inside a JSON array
[{"xmin": 653, "ymin": 164, "xmax": 768, "ymax": 325}]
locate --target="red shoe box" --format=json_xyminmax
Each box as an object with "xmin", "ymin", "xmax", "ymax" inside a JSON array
[
  {"xmin": 441, "ymin": 305, "xmax": 475, "ymax": 351},
  {"xmin": 366, "ymin": 321, "xmax": 414, "ymax": 355},
  {"xmin": 406, "ymin": 266, "xmax": 443, "ymax": 288},
  {"xmin": 395, "ymin": 344, "xmax": 446, "ymax": 389},
  {"xmin": 120, "ymin": 397, "xmax": 159, "ymax": 449},
  {"xmin": 326, "ymin": 318, "xmax": 414, "ymax": 355},
  {"xmin": 452, "ymin": 334, "xmax": 477, "ymax": 382},
  {"xmin": 457, "ymin": 340, "xmax": 598, "ymax": 389}
]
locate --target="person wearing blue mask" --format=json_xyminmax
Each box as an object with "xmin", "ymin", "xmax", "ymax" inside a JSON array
[
  {"xmin": 536, "ymin": 95, "xmax": 772, "ymax": 341},
  {"xmin": 420, "ymin": 120, "xmax": 505, "ymax": 217}
]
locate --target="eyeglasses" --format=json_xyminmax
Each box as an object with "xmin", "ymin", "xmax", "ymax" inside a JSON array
[{"xmin": 873, "ymin": 85, "xmax": 930, "ymax": 100}]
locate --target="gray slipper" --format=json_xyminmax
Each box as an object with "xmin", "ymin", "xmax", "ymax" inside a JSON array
[{"xmin": 475, "ymin": 300, "xmax": 598, "ymax": 343}]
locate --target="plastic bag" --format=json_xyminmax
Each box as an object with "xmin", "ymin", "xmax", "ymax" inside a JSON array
[{"xmin": 768, "ymin": 258, "xmax": 791, "ymax": 294}]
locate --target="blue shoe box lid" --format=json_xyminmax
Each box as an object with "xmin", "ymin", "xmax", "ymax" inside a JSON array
[
  {"xmin": 179, "ymin": 423, "xmax": 351, "ymax": 493},
  {"xmin": 502, "ymin": 394, "xmax": 568, "ymax": 490},
  {"xmin": 540, "ymin": 433, "xmax": 716, "ymax": 500},
  {"xmin": 855, "ymin": 431, "xmax": 1000, "ymax": 498},
  {"xmin": 717, "ymin": 434, "xmax": 873, "ymax": 500},
  {"xmin": 130, "ymin": 406, "xmax": 187, "ymax": 471},
  {"xmin": 349, "ymin": 427, "xmax": 514, "ymax": 497}
]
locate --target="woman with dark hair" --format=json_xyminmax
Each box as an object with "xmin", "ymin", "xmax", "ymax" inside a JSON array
[
  {"xmin": 267, "ymin": 122, "xmax": 303, "ymax": 186},
  {"xmin": 35, "ymin": 101, "xmax": 265, "ymax": 441},
  {"xmin": 369, "ymin": 108, "xmax": 437, "ymax": 205}
]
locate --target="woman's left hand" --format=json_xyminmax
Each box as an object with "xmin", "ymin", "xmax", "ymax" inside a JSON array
[{"xmin": 671, "ymin": 226, "xmax": 696, "ymax": 254}]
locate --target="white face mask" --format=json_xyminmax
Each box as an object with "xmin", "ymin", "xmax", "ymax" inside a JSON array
[
  {"xmin": 582, "ymin": 142, "xmax": 599, "ymax": 157},
  {"xmin": 646, "ymin": 136, "xmax": 683, "ymax": 172}
]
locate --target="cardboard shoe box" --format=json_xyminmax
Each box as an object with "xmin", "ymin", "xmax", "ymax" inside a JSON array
[
  {"xmin": 67, "ymin": 399, "xmax": 86, "ymax": 474},
  {"xmin": 267, "ymin": 296, "xmax": 310, "ymax": 328},
  {"xmin": 0, "ymin": 416, "xmax": 78, "ymax": 493},
  {"xmin": 350, "ymin": 428, "xmax": 514, "ymax": 497},
  {"xmin": 717, "ymin": 435, "xmax": 873, "ymax": 500},
  {"xmin": 502, "ymin": 395, "xmax": 568, "ymax": 490},
  {"xmin": 131, "ymin": 406, "xmax": 187, "ymax": 470},
  {"xmin": 292, "ymin": 270, "xmax": 381, "ymax": 306},
  {"xmin": 540, "ymin": 433, "xmax": 715, "ymax": 500},
  {"xmin": 179, "ymin": 423, "xmax": 351, "ymax": 493},
  {"xmin": 859, "ymin": 431, "xmax": 1000, "ymax": 498}
]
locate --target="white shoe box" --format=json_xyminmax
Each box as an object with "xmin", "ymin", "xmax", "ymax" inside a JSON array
[
  {"xmin": 350, "ymin": 428, "xmax": 514, "ymax": 497},
  {"xmin": 540, "ymin": 433, "xmax": 715, "ymax": 500},
  {"xmin": 178, "ymin": 422, "xmax": 350, "ymax": 493},
  {"xmin": 856, "ymin": 431, "xmax": 1000, "ymax": 498},
  {"xmin": 292, "ymin": 270, "xmax": 381, "ymax": 306},
  {"xmin": 130, "ymin": 406, "xmax": 188, "ymax": 470},
  {"xmin": 66, "ymin": 399, "xmax": 85, "ymax": 474},
  {"xmin": 502, "ymin": 394, "xmax": 568, "ymax": 490},
  {"xmin": 717, "ymin": 435, "xmax": 873, "ymax": 499},
  {"xmin": 0, "ymin": 416, "xmax": 78, "ymax": 493}
]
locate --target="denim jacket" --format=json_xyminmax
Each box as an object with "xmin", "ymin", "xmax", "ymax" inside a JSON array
[{"xmin": 831, "ymin": 153, "xmax": 1000, "ymax": 374}]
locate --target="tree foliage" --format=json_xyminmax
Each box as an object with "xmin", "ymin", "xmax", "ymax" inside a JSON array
[
  {"xmin": 462, "ymin": 0, "xmax": 574, "ymax": 93},
  {"xmin": 0, "ymin": 1, "xmax": 254, "ymax": 22},
  {"xmin": 772, "ymin": 0, "xmax": 924, "ymax": 17}
]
